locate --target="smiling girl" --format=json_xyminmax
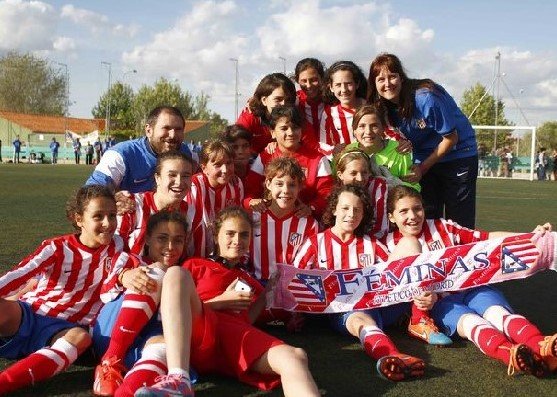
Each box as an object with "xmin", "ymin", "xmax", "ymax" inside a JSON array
[
  {"xmin": 385, "ymin": 185, "xmax": 556, "ymax": 376},
  {"xmin": 0, "ymin": 185, "xmax": 125, "ymax": 395},
  {"xmin": 293, "ymin": 184, "xmax": 425, "ymax": 381},
  {"xmin": 187, "ymin": 140, "xmax": 244, "ymax": 257},
  {"xmin": 320, "ymin": 61, "xmax": 368, "ymax": 148},
  {"xmin": 295, "ymin": 58, "xmax": 326, "ymax": 139},
  {"xmin": 117, "ymin": 151, "xmax": 193, "ymax": 255}
]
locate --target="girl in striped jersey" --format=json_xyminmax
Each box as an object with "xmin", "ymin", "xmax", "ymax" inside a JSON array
[
  {"xmin": 250, "ymin": 157, "xmax": 319, "ymax": 282},
  {"xmin": 386, "ymin": 185, "xmax": 556, "ymax": 377},
  {"xmin": 116, "ymin": 151, "xmax": 194, "ymax": 255},
  {"xmin": 295, "ymin": 58, "xmax": 326, "ymax": 140},
  {"xmin": 0, "ymin": 185, "xmax": 127, "ymax": 395},
  {"xmin": 334, "ymin": 149, "xmax": 388, "ymax": 237},
  {"xmin": 187, "ymin": 140, "xmax": 244, "ymax": 257},
  {"xmin": 94, "ymin": 211, "xmax": 195, "ymax": 397},
  {"xmin": 293, "ymin": 184, "xmax": 426, "ymax": 381},
  {"xmin": 244, "ymin": 105, "xmax": 334, "ymax": 220},
  {"xmin": 319, "ymin": 61, "xmax": 367, "ymax": 150}
]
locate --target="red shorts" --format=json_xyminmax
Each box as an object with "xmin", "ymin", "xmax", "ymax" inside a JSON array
[{"xmin": 191, "ymin": 305, "xmax": 283, "ymax": 390}]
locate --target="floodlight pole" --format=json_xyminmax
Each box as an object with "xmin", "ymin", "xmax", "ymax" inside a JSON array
[
  {"xmin": 101, "ymin": 61, "xmax": 112, "ymax": 137},
  {"xmin": 229, "ymin": 58, "xmax": 239, "ymax": 120},
  {"xmin": 56, "ymin": 62, "xmax": 69, "ymax": 149},
  {"xmin": 493, "ymin": 52, "xmax": 501, "ymax": 152},
  {"xmin": 279, "ymin": 56, "xmax": 286, "ymax": 74}
]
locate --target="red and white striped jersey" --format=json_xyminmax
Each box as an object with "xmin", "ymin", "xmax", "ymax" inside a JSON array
[
  {"xmin": 250, "ymin": 209, "xmax": 319, "ymax": 280},
  {"xmin": 243, "ymin": 146, "xmax": 334, "ymax": 218},
  {"xmin": 297, "ymin": 90, "xmax": 325, "ymax": 140},
  {"xmin": 367, "ymin": 177, "xmax": 389, "ymax": 237},
  {"xmin": 117, "ymin": 191, "xmax": 189, "ymax": 255},
  {"xmin": 384, "ymin": 218, "xmax": 489, "ymax": 252},
  {"xmin": 293, "ymin": 228, "xmax": 389, "ymax": 270},
  {"xmin": 187, "ymin": 172, "xmax": 245, "ymax": 257},
  {"xmin": 319, "ymin": 104, "xmax": 357, "ymax": 146},
  {"xmin": 0, "ymin": 234, "xmax": 127, "ymax": 326}
]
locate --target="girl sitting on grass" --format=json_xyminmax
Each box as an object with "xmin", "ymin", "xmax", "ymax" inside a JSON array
[{"xmin": 385, "ymin": 185, "xmax": 556, "ymax": 377}]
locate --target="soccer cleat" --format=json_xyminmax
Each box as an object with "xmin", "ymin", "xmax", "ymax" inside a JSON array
[
  {"xmin": 507, "ymin": 344, "xmax": 549, "ymax": 378},
  {"xmin": 376, "ymin": 353, "xmax": 425, "ymax": 381},
  {"xmin": 408, "ymin": 317, "xmax": 452, "ymax": 346},
  {"xmin": 134, "ymin": 374, "xmax": 194, "ymax": 397},
  {"xmin": 93, "ymin": 356, "xmax": 126, "ymax": 396}
]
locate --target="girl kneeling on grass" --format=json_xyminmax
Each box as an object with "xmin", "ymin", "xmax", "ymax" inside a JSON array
[
  {"xmin": 293, "ymin": 184, "xmax": 425, "ymax": 381},
  {"xmin": 0, "ymin": 185, "xmax": 125, "ymax": 395},
  {"xmin": 385, "ymin": 185, "xmax": 557, "ymax": 377}
]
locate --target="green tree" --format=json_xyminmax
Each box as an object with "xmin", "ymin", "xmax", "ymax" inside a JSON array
[
  {"xmin": 132, "ymin": 77, "xmax": 193, "ymax": 131},
  {"xmin": 460, "ymin": 83, "xmax": 513, "ymax": 153},
  {"xmin": 0, "ymin": 51, "xmax": 67, "ymax": 115},
  {"xmin": 92, "ymin": 82, "xmax": 135, "ymax": 130},
  {"xmin": 520, "ymin": 121, "xmax": 557, "ymax": 156}
]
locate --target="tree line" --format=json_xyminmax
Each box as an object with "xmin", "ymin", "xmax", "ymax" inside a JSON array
[{"xmin": 1, "ymin": 51, "xmax": 554, "ymax": 150}]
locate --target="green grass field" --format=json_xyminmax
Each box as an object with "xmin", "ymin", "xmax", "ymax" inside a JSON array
[{"xmin": 0, "ymin": 164, "xmax": 556, "ymax": 396}]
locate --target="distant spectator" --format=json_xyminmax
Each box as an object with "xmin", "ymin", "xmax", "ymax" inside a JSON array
[
  {"xmin": 106, "ymin": 135, "xmax": 116, "ymax": 149},
  {"xmin": 505, "ymin": 149, "xmax": 514, "ymax": 178},
  {"xmin": 12, "ymin": 135, "xmax": 22, "ymax": 163},
  {"xmin": 49, "ymin": 137, "xmax": 60, "ymax": 164},
  {"xmin": 73, "ymin": 137, "xmax": 82, "ymax": 164},
  {"xmin": 85, "ymin": 142, "xmax": 94, "ymax": 165},
  {"xmin": 0, "ymin": 139, "xmax": 3, "ymax": 162},
  {"xmin": 94, "ymin": 138, "xmax": 103, "ymax": 163},
  {"xmin": 535, "ymin": 147, "xmax": 548, "ymax": 181},
  {"xmin": 552, "ymin": 149, "xmax": 557, "ymax": 181}
]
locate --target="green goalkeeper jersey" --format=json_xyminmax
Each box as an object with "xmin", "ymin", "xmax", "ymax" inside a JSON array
[{"xmin": 344, "ymin": 140, "xmax": 421, "ymax": 191}]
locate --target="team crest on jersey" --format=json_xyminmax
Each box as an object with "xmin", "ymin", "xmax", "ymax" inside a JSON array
[
  {"xmin": 358, "ymin": 253, "xmax": 374, "ymax": 267},
  {"xmin": 416, "ymin": 118, "xmax": 427, "ymax": 129},
  {"xmin": 289, "ymin": 232, "xmax": 303, "ymax": 246},
  {"xmin": 103, "ymin": 257, "xmax": 112, "ymax": 272},
  {"xmin": 428, "ymin": 240, "xmax": 443, "ymax": 251}
]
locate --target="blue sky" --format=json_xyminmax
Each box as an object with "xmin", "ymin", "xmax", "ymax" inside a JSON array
[{"xmin": 1, "ymin": 0, "xmax": 556, "ymax": 127}]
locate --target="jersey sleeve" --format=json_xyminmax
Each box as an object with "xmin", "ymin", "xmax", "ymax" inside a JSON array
[
  {"xmin": 242, "ymin": 155, "xmax": 265, "ymax": 209},
  {"xmin": 86, "ymin": 150, "xmax": 126, "ymax": 191},
  {"xmin": 0, "ymin": 239, "xmax": 58, "ymax": 297},
  {"xmin": 444, "ymin": 219, "xmax": 489, "ymax": 244},
  {"xmin": 418, "ymin": 89, "xmax": 458, "ymax": 136},
  {"xmin": 310, "ymin": 157, "xmax": 334, "ymax": 217}
]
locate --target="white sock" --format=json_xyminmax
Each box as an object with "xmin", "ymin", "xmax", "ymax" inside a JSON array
[
  {"xmin": 50, "ymin": 337, "xmax": 78, "ymax": 364},
  {"xmin": 167, "ymin": 368, "xmax": 190, "ymax": 379},
  {"xmin": 359, "ymin": 325, "xmax": 382, "ymax": 344},
  {"xmin": 483, "ymin": 305, "xmax": 511, "ymax": 333}
]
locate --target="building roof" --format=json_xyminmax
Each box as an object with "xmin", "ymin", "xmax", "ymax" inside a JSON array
[
  {"xmin": 0, "ymin": 111, "xmax": 209, "ymax": 135},
  {"xmin": 0, "ymin": 111, "xmax": 104, "ymax": 134}
]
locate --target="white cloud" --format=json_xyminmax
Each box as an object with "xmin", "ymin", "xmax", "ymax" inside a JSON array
[
  {"xmin": 61, "ymin": 4, "xmax": 138, "ymax": 38},
  {"xmin": 0, "ymin": 0, "xmax": 57, "ymax": 51},
  {"xmin": 53, "ymin": 36, "xmax": 76, "ymax": 52}
]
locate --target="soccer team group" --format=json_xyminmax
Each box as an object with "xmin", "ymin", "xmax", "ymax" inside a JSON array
[{"xmin": 0, "ymin": 54, "xmax": 555, "ymax": 397}]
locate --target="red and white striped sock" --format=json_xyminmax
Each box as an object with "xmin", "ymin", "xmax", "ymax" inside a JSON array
[
  {"xmin": 114, "ymin": 343, "xmax": 167, "ymax": 397},
  {"xmin": 360, "ymin": 326, "xmax": 399, "ymax": 361},
  {"xmin": 0, "ymin": 338, "xmax": 78, "ymax": 394},
  {"xmin": 461, "ymin": 315, "xmax": 512, "ymax": 364},
  {"xmin": 102, "ymin": 291, "xmax": 159, "ymax": 361},
  {"xmin": 502, "ymin": 314, "xmax": 544, "ymax": 354}
]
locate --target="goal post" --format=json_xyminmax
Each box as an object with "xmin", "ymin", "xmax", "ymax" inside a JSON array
[{"xmin": 472, "ymin": 125, "xmax": 537, "ymax": 181}]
